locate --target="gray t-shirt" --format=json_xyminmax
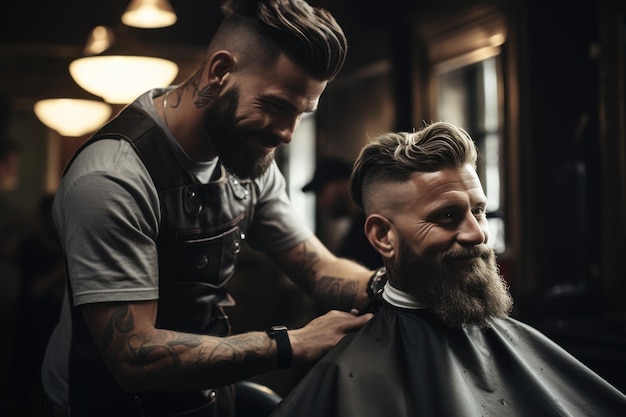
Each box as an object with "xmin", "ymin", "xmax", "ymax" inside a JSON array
[{"xmin": 41, "ymin": 88, "xmax": 313, "ymax": 409}]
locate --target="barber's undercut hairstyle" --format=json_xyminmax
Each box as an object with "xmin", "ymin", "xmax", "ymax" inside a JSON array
[
  {"xmin": 216, "ymin": 0, "xmax": 348, "ymax": 81},
  {"xmin": 350, "ymin": 121, "xmax": 479, "ymax": 213}
]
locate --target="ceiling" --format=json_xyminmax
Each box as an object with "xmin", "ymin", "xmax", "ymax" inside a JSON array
[
  {"xmin": 1, "ymin": 0, "xmax": 229, "ymax": 104},
  {"xmin": 0, "ymin": 0, "xmax": 395, "ymax": 107}
]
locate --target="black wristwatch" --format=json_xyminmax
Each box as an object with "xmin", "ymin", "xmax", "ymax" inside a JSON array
[{"xmin": 265, "ymin": 325, "xmax": 292, "ymax": 369}]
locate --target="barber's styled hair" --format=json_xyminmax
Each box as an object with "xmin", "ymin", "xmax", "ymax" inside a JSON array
[
  {"xmin": 350, "ymin": 121, "xmax": 479, "ymax": 212},
  {"xmin": 214, "ymin": 0, "xmax": 347, "ymax": 81}
]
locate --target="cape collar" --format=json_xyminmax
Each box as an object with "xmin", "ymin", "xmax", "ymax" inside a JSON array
[{"xmin": 382, "ymin": 282, "xmax": 431, "ymax": 310}]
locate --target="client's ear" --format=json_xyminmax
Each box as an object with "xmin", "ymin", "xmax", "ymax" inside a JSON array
[{"xmin": 365, "ymin": 214, "xmax": 396, "ymax": 259}]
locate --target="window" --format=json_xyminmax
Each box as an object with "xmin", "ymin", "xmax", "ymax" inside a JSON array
[{"xmin": 436, "ymin": 55, "xmax": 505, "ymax": 253}]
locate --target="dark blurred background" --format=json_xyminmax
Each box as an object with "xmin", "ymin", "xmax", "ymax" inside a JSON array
[{"xmin": 1, "ymin": 0, "xmax": 625, "ymax": 413}]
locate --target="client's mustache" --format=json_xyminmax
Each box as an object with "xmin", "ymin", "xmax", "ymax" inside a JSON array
[{"xmin": 442, "ymin": 245, "xmax": 492, "ymax": 261}]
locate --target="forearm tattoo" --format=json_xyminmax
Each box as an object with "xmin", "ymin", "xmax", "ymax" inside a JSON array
[
  {"xmin": 315, "ymin": 276, "xmax": 358, "ymax": 310},
  {"xmin": 287, "ymin": 241, "xmax": 358, "ymax": 309},
  {"xmin": 287, "ymin": 240, "xmax": 321, "ymax": 288},
  {"xmin": 205, "ymin": 333, "xmax": 269, "ymax": 385},
  {"xmin": 97, "ymin": 304, "xmax": 272, "ymax": 387}
]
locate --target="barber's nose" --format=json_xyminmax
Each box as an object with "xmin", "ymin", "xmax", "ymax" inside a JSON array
[
  {"xmin": 274, "ymin": 115, "xmax": 301, "ymax": 144},
  {"xmin": 276, "ymin": 127, "xmax": 294, "ymax": 144},
  {"xmin": 457, "ymin": 214, "xmax": 487, "ymax": 246}
]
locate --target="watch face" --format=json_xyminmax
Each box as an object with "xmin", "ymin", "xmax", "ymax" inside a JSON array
[
  {"xmin": 268, "ymin": 325, "xmax": 288, "ymax": 335},
  {"xmin": 372, "ymin": 268, "xmax": 387, "ymax": 291}
]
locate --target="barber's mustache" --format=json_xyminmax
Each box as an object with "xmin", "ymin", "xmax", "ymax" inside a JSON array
[
  {"xmin": 251, "ymin": 132, "xmax": 284, "ymax": 149},
  {"xmin": 443, "ymin": 245, "xmax": 493, "ymax": 261}
]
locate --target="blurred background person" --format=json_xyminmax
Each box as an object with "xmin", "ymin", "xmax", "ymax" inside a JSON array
[{"xmin": 8, "ymin": 194, "xmax": 65, "ymax": 416}]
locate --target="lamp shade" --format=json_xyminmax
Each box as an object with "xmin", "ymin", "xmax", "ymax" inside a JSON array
[
  {"xmin": 122, "ymin": 0, "xmax": 177, "ymax": 29},
  {"xmin": 34, "ymin": 98, "xmax": 112, "ymax": 137},
  {"xmin": 69, "ymin": 55, "xmax": 178, "ymax": 104}
]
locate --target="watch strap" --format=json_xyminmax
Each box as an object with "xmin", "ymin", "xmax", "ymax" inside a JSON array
[{"xmin": 266, "ymin": 325, "xmax": 292, "ymax": 369}]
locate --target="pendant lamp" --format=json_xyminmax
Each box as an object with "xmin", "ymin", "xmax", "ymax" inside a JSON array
[
  {"xmin": 69, "ymin": 26, "xmax": 179, "ymax": 104},
  {"xmin": 34, "ymin": 98, "xmax": 112, "ymax": 137},
  {"xmin": 122, "ymin": 0, "xmax": 177, "ymax": 29}
]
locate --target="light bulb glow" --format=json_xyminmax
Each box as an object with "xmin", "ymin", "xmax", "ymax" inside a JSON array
[
  {"xmin": 34, "ymin": 99, "xmax": 112, "ymax": 137},
  {"xmin": 122, "ymin": 0, "xmax": 177, "ymax": 28}
]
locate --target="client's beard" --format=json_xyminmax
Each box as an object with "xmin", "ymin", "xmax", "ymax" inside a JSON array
[{"xmin": 391, "ymin": 240, "xmax": 513, "ymax": 328}]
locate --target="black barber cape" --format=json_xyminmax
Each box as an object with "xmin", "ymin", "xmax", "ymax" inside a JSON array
[{"xmin": 270, "ymin": 304, "xmax": 626, "ymax": 417}]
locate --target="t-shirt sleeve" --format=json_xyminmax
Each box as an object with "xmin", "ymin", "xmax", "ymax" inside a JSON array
[
  {"xmin": 245, "ymin": 161, "xmax": 313, "ymax": 253},
  {"xmin": 56, "ymin": 140, "xmax": 160, "ymax": 306}
]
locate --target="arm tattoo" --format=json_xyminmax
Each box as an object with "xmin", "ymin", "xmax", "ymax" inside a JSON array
[
  {"xmin": 101, "ymin": 304, "xmax": 134, "ymax": 350},
  {"xmin": 286, "ymin": 241, "xmax": 359, "ymax": 309},
  {"xmin": 99, "ymin": 305, "xmax": 271, "ymax": 385},
  {"xmin": 284, "ymin": 241, "xmax": 320, "ymax": 290},
  {"xmin": 128, "ymin": 332, "xmax": 202, "ymax": 368},
  {"xmin": 206, "ymin": 334, "xmax": 269, "ymax": 385},
  {"xmin": 315, "ymin": 276, "xmax": 358, "ymax": 309}
]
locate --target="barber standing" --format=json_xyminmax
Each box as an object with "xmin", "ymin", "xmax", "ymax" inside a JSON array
[{"xmin": 40, "ymin": 1, "xmax": 377, "ymax": 416}]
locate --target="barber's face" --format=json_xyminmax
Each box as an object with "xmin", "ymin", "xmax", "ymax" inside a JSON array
[
  {"xmin": 384, "ymin": 165, "xmax": 512, "ymax": 327},
  {"xmin": 204, "ymin": 53, "xmax": 326, "ymax": 179},
  {"xmin": 203, "ymin": 86, "xmax": 272, "ymax": 179}
]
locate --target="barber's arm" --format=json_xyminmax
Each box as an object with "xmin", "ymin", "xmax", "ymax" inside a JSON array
[
  {"xmin": 269, "ymin": 235, "xmax": 374, "ymax": 311},
  {"xmin": 81, "ymin": 298, "xmax": 370, "ymax": 392}
]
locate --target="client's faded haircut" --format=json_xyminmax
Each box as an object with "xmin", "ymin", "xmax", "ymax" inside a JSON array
[{"xmin": 350, "ymin": 121, "xmax": 478, "ymax": 213}]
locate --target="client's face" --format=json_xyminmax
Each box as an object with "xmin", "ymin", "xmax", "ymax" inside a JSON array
[{"xmin": 383, "ymin": 165, "xmax": 512, "ymax": 327}]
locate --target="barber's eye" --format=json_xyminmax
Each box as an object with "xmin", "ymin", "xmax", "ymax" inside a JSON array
[{"xmin": 265, "ymin": 100, "xmax": 288, "ymax": 113}]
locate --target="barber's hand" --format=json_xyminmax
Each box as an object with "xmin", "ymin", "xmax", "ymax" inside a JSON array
[{"xmin": 288, "ymin": 310, "xmax": 373, "ymax": 364}]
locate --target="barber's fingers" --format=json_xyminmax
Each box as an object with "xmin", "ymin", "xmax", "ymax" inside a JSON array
[{"xmin": 289, "ymin": 310, "xmax": 373, "ymax": 363}]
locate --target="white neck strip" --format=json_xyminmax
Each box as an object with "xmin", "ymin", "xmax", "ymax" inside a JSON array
[{"xmin": 382, "ymin": 282, "xmax": 430, "ymax": 310}]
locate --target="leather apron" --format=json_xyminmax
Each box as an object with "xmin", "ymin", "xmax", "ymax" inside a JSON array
[{"xmin": 65, "ymin": 105, "xmax": 255, "ymax": 417}]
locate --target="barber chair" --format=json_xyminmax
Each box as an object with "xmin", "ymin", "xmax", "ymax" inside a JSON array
[{"xmin": 234, "ymin": 381, "xmax": 282, "ymax": 417}]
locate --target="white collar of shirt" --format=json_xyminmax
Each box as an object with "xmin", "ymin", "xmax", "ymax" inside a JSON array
[{"xmin": 382, "ymin": 282, "xmax": 430, "ymax": 310}]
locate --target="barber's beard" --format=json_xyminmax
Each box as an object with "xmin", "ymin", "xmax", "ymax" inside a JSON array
[
  {"xmin": 203, "ymin": 87, "xmax": 275, "ymax": 179},
  {"xmin": 391, "ymin": 240, "xmax": 513, "ymax": 328}
]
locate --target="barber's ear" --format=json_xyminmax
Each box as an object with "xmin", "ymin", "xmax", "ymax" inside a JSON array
[
  {"xmin": 207, "ymin": 51, "xmax": 234, "ymax": 88},
  {"xmin": 364, "ymin": 214, "xmax": 396, "ymax": 259}
]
